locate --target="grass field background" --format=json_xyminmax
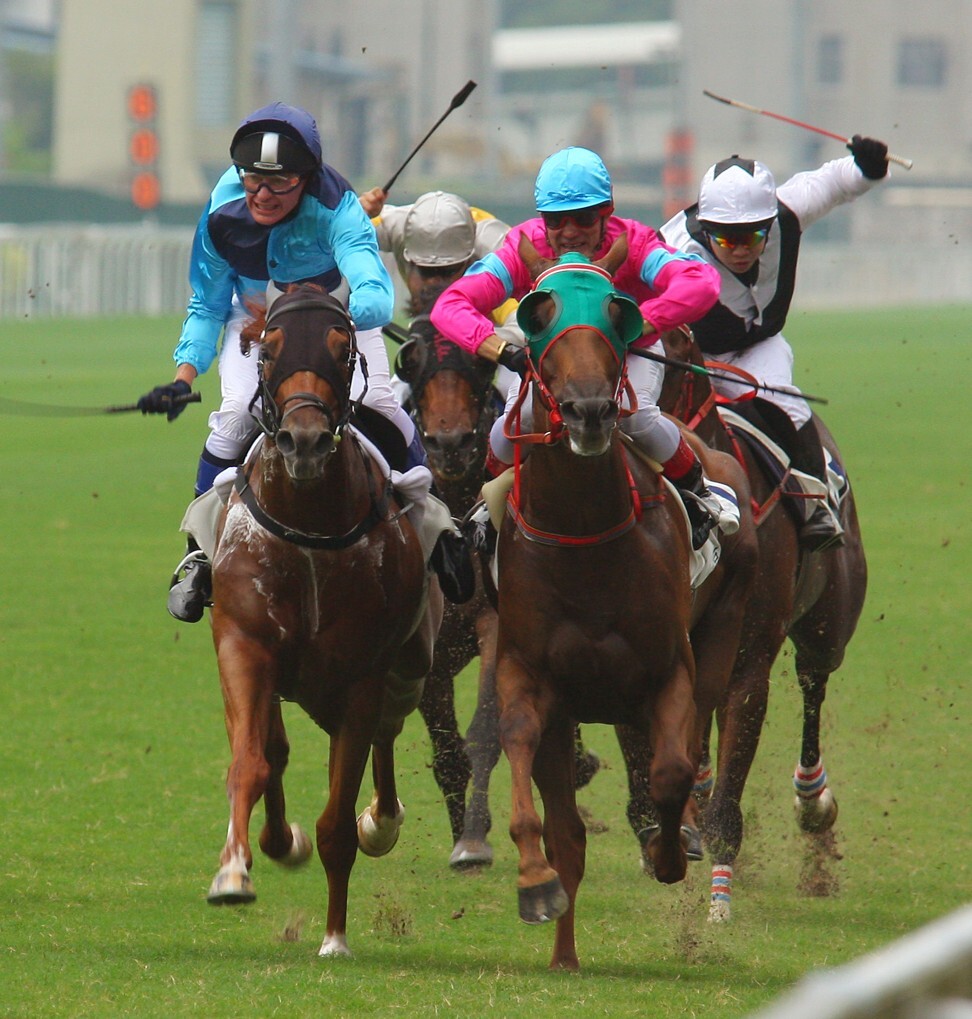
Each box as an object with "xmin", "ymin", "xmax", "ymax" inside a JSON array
[{"xmin": 1, "ymin": 306, "xmax": 969, "ymax": 1017}]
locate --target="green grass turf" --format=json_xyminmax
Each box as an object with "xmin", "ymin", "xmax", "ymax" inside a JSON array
[{"xmin": 0, "ymin": 307, "xmax": 968, "ymax": 1017}]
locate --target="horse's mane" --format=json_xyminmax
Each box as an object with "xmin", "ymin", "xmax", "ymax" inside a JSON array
[{"xmin": 239, "ymin": 283, "xmax": 330, "ymax": 355}]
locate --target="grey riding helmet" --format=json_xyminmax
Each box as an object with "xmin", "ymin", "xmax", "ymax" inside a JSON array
[{"xmin": 403, "ymin": 191, "xmax": 477, "ymax": 267}]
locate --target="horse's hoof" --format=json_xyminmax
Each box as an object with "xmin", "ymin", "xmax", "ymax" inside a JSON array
[
  {"xmin": 278, "ymin": 823, "xmax": 313, "ymax": 868},
  {"xmin": 207, "ymin": 863, "xmax": 256, "ymax": 905},
  {"xmin": 449, "ymin": 838, "xmax": 493, "ymax": 870},
  {"xmin": 518, "ymin": 876, "xmax": 569, "ymax": 924},
  {"xmin": 357, "ymin": 797, "xmax": 405, "ymax": 857},
  {"xmin": 637, "ymin": 824, "xmax": 701, "ymax": 871},
  {"xmin": 794, "ymin": 787, "xmax": 838, "ymax": 833},
  {"xmin": 318, "ymin": 933, "xmax": 352, "ymax": 958}
]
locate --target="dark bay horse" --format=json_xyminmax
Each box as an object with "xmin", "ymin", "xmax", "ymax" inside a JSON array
[
  {"xmin": 205, "ymin": 285, "xmax": 441, "ymax": 958},
  {"xmin": 659, "ymin": 326, "xmax": 867, "ymax": 921},
  {"xmin": 392, "ymin": 311, "xmax": 503, "ymax": 864},
  {"xmin": 495, "ymin": 240, "xmax": 756, "ymax": 970}
]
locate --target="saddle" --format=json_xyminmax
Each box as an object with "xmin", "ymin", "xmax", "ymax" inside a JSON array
[{"xmin": 718, "ymin": 401, "xmax": 848, "ymax": 527}]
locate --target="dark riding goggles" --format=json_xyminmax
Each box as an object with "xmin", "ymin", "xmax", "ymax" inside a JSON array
[
  {"xmin": 238, "ymin": 169, "xmax": 304, "ymax": 196},
  {"xmin": 707, "ymin": 227, "xmax": 769, "ymax": 250},
  {"xmin": 540, "ymin": 203, "xmax": 613, "ymax": 231}
]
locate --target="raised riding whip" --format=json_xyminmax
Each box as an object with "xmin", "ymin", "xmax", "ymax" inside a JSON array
[
  {"xmin": 382, "ymin": 80, "xmax": 478, "ymax": 193},
  {"xmin": 702, "ymin": 89, "xmax": 914, "ymax": 170}
]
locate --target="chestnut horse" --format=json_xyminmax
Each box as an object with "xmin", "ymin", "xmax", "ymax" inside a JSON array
[
  {"xmin": 659, "ymin": 326, "xmax": 867, "ymax": 921},
  {"xmin": 205, "ymin": 285, "xmax": 441, "ymax": 958},
  {"xmin": 395, "ymin": 311, "xmax": 604, "ymax": 869},
  {"xmin": 495, "ymin": 241, "xmax": 756, "ymax": 970}
]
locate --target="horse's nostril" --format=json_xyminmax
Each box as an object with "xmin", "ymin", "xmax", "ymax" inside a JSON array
[
  {"xmin": 314, "ymin": 432, "xmax": 334, "ymax": 457},
  {"xmin": 277, "ymin": 430, "xmax": 296, "ymax": 456},
  {"xmin": 424, "ymin": 434, "xmax": 441, "ymax": 452}
]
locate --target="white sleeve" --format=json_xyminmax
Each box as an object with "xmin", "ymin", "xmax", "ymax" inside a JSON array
[
  {"xmin": 777, "ymin": 155, "xmax": 885, "ymax": 232},
  {"xmin": 474, "ymin": 216, "xmax": 511, "ymax": 258}
]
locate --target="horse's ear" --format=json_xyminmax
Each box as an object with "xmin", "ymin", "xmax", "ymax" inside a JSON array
[
  {"xmin": 595, "ymin": 232, "xmax": 628, "ymax": 278},
  {"xmin": 661, "ymin": 324, "xmax": 694, "ymax": 361},
  {"xmin": 518, "ymin": 233, "xmax": 553, "ymax": 282}
]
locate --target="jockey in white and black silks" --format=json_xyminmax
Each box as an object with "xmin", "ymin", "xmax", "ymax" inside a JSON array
[
  {"xmin": 660, "ymin": 137, "xmax": 890, "ymax": 550},
  {"xmin": 431, "ymin": 145, "xmax": 733, "ymax": 551}
]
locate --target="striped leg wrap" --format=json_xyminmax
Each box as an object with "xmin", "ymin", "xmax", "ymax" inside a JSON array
[
  {"xmin": 710, "ymin": 864, "xmax": 733, "ymax": 907},
  {"xmin": 693, "ymin": 762, "xmax": 714, "ymax": 797},
  {"xmin": 793, "ymin": 759, "xmax": 828, "ymax": 800}
]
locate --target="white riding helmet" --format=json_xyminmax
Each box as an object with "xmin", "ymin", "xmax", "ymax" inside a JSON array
[
  {"xmin": 697, "ymin": 156, "xmax": 778, "ymax": 227},
  {"xmin": 403, "ymin": 191, "xmax": 477, "ymax": 267}
]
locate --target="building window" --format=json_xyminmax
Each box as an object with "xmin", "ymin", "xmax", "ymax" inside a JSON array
[
  {"xmin": 196, "ymin": 2, "xmax": 238, "ymax": 126},
  {"xmin": 896, "ymin": 37, "xmax": 947, "ymax": 87},
  {"xmin": 817, "ymin": 34, "xmax": 843, "ymax": 85}
]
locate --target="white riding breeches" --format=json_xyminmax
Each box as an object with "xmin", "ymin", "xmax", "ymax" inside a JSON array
[
  {"xmin": 204, "ymin": 302, "xmax": 414, "ymax": 462},
  {"xmin": 708, "ymin": 332, "xmax": 812, "ymax": 429},
  {"xmin": 488, "ymin": 339, "xmax": 681, "ymax": 466}
]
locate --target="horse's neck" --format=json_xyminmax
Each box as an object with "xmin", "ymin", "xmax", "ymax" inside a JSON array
[
  {"xmin": 254, "ymin": 441, "xmax": 371, "ymax": 530},
  {"xmin": 524, "ymin": 438, "xmax": 632, "ymax": 531}
]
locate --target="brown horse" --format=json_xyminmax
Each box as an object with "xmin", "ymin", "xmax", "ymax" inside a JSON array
[
  {"xmin": 395, "ymin": 310, "xmax": 605, "ymax": 869},
  {"xmin": 205, "ymin": 285, "xmax": 441, "ymax": 958},
  {"xmin": 495, "ymin": 240, "xmax": 756, "ymax": 970},
  {"xmin": 659, "ymin": 325, "xmax": 867, "ymax": 921}
]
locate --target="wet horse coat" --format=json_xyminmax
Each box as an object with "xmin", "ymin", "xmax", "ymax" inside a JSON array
[{"xmin": 206, "ymin": 286, "xmax": 440, "ymax": 957}]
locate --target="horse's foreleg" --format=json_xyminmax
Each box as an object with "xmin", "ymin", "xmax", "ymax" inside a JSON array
[
  {"xmin": 533, "ymin": 716, "xmax": 585, "ymax": 971},
  {"xmin": 452, "ymin": 612, "xmax": 500, "ymax": 869},
  {"xmin": 208, "ymin": 640, "xmax": 276, "ymax": 905},
  {"xmin": 259, "ymin": 700, "xmax": 312, "ymax": 868},
  {"xmin": 793, "ymin": 664, "xmax": 838, "ymax": 833},
  {"xmin": 497, "ymin": 656, "xmax": 566, "ymax": 925},
  {"xmin": 644, "ymin": 651, "xmax": 696, "ymax": 885},
  {"xmin": 356, "ymin": 739, "xmax": 405, "ymax": 859},
  {"xmin": 317, "ymin": 694, "xmax": 380, "ymax": 959}
]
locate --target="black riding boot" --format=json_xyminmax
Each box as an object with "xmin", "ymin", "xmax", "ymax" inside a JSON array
[
  {"xmin": 167, "ymin": 536, "xmax": 212, "ymax": 622},
  {"xmin": 430, "ymin": 529, "xmax": 476, "ymax": 604},
  {"xmin": 790, "ymin": 420, "xmax": 844, "ymax": 552},
  {"xmin": 670, "ymin": 458, "xmax": 720, "ymax": 551}
]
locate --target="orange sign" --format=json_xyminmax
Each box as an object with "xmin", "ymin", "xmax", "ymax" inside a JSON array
[
  {"xmin": 131, "ymin": 172, "xmax": 161, "ymax": 210},
  {"xmin": 128, "ymin": 84, "xmax": 157, "ymax": 122}
]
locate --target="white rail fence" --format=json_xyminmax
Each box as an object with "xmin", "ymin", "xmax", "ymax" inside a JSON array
[
  {"xmin": 748, "ymin": 904, "xmax": 972, "ymax": 1019},
  {"xmin": 1, "ymin": 225, "xmax": 192, "ymax": 319},
  {"xmin": 2, "ymin": 227, "xmax": 971, "ymax": 320}
]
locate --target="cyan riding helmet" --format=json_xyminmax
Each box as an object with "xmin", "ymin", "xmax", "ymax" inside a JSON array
[
  {"xmin": 697, "ymin": 156, "xmax": 777, "ymax": 229},
  {"xmin": 534, "ymin": 147, "xmax": 613, "ymax": 212}
]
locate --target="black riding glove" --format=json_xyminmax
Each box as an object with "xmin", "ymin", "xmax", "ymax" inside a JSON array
[
  {"xmin": 848, "ymin": 135, "xmax": 888, "ymax": 180},
  {"xmin": 497, "ymin": 342, "xmax": 529, "ymax": 376},
  {"xmin": 137, "ymin": 379, "xmax": 192, "ymax": 421}
]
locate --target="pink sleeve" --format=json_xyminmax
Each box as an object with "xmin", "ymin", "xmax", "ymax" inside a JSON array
[
  {"xmin": 634, "ymin": 257, "xmax": 721, "ymax": 347},
  {"xmin": 430, "ymin": 267, "xmax": 513, "ymax": 355}
]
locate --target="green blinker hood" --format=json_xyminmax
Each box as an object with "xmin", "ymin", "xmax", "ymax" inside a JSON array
[{"xmin": 516, "ymin": 254, "xmax": 644, "ymax": 363}]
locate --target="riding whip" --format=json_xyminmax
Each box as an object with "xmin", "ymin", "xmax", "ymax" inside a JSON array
[
  {"xmin": 0, "ymin": 391, "xmax": 202, "ymax": 417},
  {"xmin": 702, "ymin": 89, "xmax": 914, "ymax": 170},
  {"xmin": 382, "ymin": 80, "xmax": 478, "ymax": 193},
  {"xmin": 382, "ymin": 322, "xmax": 412, "ymax": 346},
  {"xmin": 628, "ymin": 346, "xmax": 829, "ymax": 405}
]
